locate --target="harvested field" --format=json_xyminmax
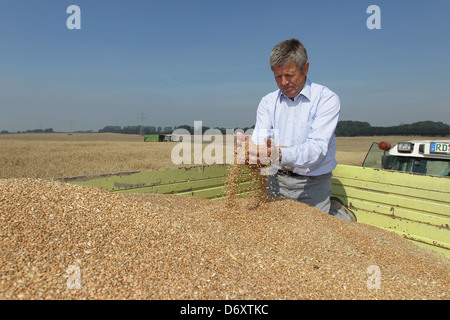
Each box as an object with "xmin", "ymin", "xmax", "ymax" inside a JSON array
[
  {"xmin": 1, "ymin": 178, "xmax": 448, "ymax": 300},
  {"xmin": 0, "ymin": 133, "xmax": 176, "ymax": 179},
  {"xmin": 1, "ymin": 133, "xmax": 447, "ymax": 179}
]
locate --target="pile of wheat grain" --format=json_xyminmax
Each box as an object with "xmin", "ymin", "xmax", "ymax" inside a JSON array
[{"xmin": 1, "ymin": 178, "xmax": 448, "ymax": 300}]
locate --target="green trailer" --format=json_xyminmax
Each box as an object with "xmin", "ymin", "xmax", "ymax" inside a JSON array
[{"xmin": 56, "ymin": 162, "xmax": 450, "ymax": 258}]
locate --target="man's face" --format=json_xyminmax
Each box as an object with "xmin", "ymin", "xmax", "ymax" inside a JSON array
[{"xmin": 272, "ymin": 61, "xmax": 309, "ymax": 99}]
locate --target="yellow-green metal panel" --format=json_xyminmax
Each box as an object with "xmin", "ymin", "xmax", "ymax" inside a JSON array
[
  {"xmin": 353, "ymin": 208, "xmax": 449, "ymax": 255},
  {"xmin": 332, "ymin": 184, "xmax": 449, "ymax": 222},
  {"xmin": 333, "ymin": 175, "xmax": 448, "ymax": 205},
  {"xmin": 331, "ymin": 192, "xmax": 449, "ymax": 228},
  {"xmin": 412, "ymin": 241, "xmax": 450, "ymax": 258},
  {"xmin": 354, "ymin": 208, "xmax": 449, "ymax": 249},
  {"xmin": 178, "ymin": 185, "xmax": 224, "ymax": 198},
  {"xmin": 331, "ymin": 164, "xmax": 450, "ymax": 258},
  {"xmin": 59, "ymin": 165, "xmax": 230, "ymax": 192},
  {"xmin": 115, "ymin": 176, "xmax": 224, "ymax": 195},
  {"xmin": 176, "ymin": 179, "xmax": 256, "ymax": 200},
  {"xmin": 57, "ymin": 164, "xmax": 253, "ymax": 199},
  {"xmin": 333, "ymin": 165, "xmax": 450, "ymax": 193}
]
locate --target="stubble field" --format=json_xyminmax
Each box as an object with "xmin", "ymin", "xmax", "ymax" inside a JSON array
[{"xmin": 1, "ymin": 132, "xmax": 444, "ymax": 179}]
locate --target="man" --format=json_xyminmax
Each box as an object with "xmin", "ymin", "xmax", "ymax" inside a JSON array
[{"xmin": 237, "ymin": 39, "xmax": 356, "ymax": 222}]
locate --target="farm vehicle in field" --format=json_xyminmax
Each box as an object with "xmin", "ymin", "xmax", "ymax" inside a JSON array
[
  {"xmin": 56, "ymin": 139, "xmax": 450, "ymax": 258},
  {"xmin": 144, "ymin": 134, "xmax": 181, "ymax": 142}
]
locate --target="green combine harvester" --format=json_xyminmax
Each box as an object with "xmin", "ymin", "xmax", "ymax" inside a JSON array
[{"xmin": 144, "ymin": 134, "xmax": 181, "ymax": 142}]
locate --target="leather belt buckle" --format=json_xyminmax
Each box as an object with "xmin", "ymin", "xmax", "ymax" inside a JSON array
[{"xmin": 277, "ymin": 169, "xmax": 300, "ymax": 177}]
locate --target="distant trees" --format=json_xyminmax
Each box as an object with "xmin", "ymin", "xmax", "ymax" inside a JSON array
[
  {"xmin": 97, "ymin": 125, "xmax": 256, "ymax": 135},
  {"xmin": 335, "ymin": 121, "xmax": 449, "ymax": 137},
  {"xmin": 0, "ymin": 120, "xmax": 450, "ymax": 137},
  {"xmin": 3, "ymin": 122, "xmax": 446, "ymax": 137},
  {"xmin": 335, "ymin": 121, "xmax": 372, "ymax": 137},
  {"xmin": 97, "ymin": 121, "xmax": 449, "ymax": 137},
  {"xmin": 10, "ymin": 128, "xmax": 55, "ymax": 134},
  {"xmin": 98, "ymin": 125, "xmax": 175, "ymax": 135}
]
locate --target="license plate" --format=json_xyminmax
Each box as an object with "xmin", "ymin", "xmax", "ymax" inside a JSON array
[{"xmin": 430, "ymin": 142, "xmax": 450, "ymax": 154}]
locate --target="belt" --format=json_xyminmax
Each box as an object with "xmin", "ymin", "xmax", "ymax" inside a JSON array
[{"xmin": 277, "ymin": 169, "xmax": 302, "ymax": 177}]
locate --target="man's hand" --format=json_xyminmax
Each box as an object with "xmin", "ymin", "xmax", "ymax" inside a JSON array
[
  {"xmin": 235, "ymin": 133, "xmax": 280, "ymax": 167},
  {"xmin": 235, "ymin": 132, "xmax": 246, "ymax": 152}
]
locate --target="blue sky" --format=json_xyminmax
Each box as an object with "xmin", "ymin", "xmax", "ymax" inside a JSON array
[{"xmin": 0, "ymin": 0, "xmax": 449, "ymax": 132}]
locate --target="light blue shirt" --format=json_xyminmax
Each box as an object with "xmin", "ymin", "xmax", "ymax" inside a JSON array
[{"xmin": 251, "ymin": 78, "xmax": 339, "ymax": 176}]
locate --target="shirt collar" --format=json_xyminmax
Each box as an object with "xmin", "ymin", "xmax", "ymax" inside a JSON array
[{"xmin": 278, "ymin": 77, "xmax": 311, "ymax": 103}]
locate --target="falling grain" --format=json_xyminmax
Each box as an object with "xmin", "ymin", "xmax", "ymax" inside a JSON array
[{"xmin": 223, "ymin": 138, "xmax": 268, "ymax": 209}]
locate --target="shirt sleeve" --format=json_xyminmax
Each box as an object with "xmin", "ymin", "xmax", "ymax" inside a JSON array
[
  {"xmin": 251, "ymin": 95, "xmax": 274, "ymax": 145},
  {"xmin": 280, "ymin": 91, "xmax": 340, "ymax": 170}
]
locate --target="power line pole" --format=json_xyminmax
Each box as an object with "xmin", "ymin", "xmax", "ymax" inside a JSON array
[{"xmin": 139, "ymin": 112, "xmax": 146, "ymax": 136}]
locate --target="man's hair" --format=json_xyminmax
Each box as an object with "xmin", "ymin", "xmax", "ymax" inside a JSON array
[{"xmin": 269, "ymin": 39, "xmax": 308, "ymax": 70}]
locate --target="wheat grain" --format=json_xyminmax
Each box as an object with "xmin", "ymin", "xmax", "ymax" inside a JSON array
[{"xmin": 1, "ymin": 179, "xmax": 448, "ymax": 299}]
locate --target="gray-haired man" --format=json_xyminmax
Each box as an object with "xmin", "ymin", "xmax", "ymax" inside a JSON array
[{"xmin": 237, "ymin": 39, "xmax": 356, "ymax": 222}]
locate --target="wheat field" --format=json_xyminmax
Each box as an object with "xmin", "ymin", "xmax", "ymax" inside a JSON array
[{"xmin": 0, "ymin": 133, "xmax": 446, "ymax": 179}]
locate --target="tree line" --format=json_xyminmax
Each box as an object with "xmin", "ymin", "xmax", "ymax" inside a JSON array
[
  {"xmin": 1, "ymin": 128, "xmax": 55, "ymax": 134},
  {"xmin": 335, "ymin": 121, "xmax": 449, "ymax": 137},
  {"xmin": 98, "ymin": 121, "xmax": 449, "ymax": 137},
  {"xmin": 97, "ymin": 125, "xmax": 255, "ymax": 135},
  {"xmin": 98, "ymin": 125, "xmax": 175, "ymax": 135},
  {"xmin": 1, "ymin": 121, "xmax": 448, "ymax": 136}
]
